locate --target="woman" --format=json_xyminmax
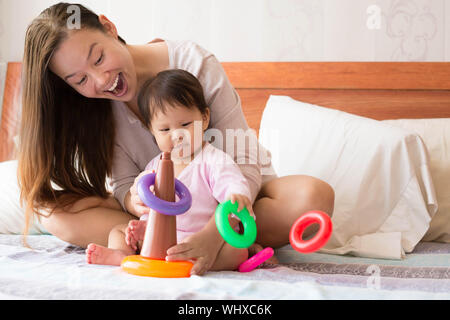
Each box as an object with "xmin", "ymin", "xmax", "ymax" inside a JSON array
[{"xmin": 19, "ymin": 3, "xmax": 334, "ymax": 265}]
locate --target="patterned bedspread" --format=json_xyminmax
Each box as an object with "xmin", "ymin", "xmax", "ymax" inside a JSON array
[
  {"xmin": 0, "ymin": 235, "xmax": 449, "ymax": 299},
  {"xmin": 274, "ymin": 242, "xmax": 450, "ymax": 294}
]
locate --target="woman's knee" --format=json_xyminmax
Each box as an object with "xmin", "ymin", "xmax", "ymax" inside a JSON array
[
  {"xmin": 261, "ymin": 175, "xmax": 335, "ymax": 216},
  {"xmin": 301, "ymin": 177, "xmax": 335, "ymax": 216},
  {"xmin": 39, "ymin": 206, "xmax": 134, "ymax": 248},
  {"xmin": 40, "ymin": 212, "xmax": 77, "ymax": 244}
]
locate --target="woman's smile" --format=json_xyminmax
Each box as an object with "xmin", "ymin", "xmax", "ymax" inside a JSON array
[{"xmin": 103, "ymin": 72, "xmax": 128, "ymax": 97}]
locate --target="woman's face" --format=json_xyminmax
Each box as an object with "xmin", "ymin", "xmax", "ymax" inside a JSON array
[
  {"xmin": 49, "ymin": 27, "xmax": 137, "ymax": 102},
  {"xmin": 150, "ymin": 104, "xmax": 210, "ymax": 162}
]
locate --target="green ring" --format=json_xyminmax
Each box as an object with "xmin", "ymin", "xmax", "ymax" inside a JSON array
[{"xmin": 215, "ymin": 200, "xmax": 257, "ymax": 249}]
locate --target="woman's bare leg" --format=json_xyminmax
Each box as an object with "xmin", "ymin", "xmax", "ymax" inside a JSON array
[
  {"xmin": 253, "ymin": 175, "xmax": 335, "ymax": 248},
  {"xmin": 40, "ymin": 196, "xmax": 136, "ymax": 248}
]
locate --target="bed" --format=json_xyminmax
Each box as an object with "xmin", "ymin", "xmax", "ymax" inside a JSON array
[{"xmin": 1, "ymin": 61, "xmax": 450, "ymax": 300}]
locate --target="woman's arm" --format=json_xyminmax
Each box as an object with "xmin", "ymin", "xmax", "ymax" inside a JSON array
[
  {"xmin": 109, "ymin": 101, "xmax": 162, "ymax": 214},
  {"xmin": 110, "ymin": 144, "xmax": 141, "ymax": 212}
]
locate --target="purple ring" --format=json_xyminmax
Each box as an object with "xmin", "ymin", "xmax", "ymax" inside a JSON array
[{"xmin": 137, "ymin": 173, "xmax": 192, "ymax": 216}]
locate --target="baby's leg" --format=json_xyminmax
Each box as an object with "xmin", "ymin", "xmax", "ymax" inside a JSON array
[
  {"xmin": 209, "ymin": 243, "xmax": 248, "ymax": 272},
  {"xmin": 86, "ymin": 224, "xmax": 135, "ymax": 266}
]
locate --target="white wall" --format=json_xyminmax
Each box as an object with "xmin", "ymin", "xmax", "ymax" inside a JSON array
[{"xmin": 0, "ymin": 0, "xmax": 449, "ymax": 62}]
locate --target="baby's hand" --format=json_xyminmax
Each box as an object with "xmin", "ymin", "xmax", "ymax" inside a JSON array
[
  {"xmin": 165, "ymin": 230, "xmax": 223, "ymax": 276},
  {"xmin": 125, "ymin": 218, "xmax": 147, "ymax": 251},
  {"xmin": 129, "ymin": 169, "xmax": 155, "ymax": 217},
  {"xmin": 227, "ymin": 194, "xmax": 255, "ymax": 220}
]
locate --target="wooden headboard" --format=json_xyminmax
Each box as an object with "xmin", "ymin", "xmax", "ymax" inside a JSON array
[
  {"xmin": 221, "ymin": 62, "xmax": 450, "ymax": 135},
  {"xmin": 1, "ymin": 62, "xmax": 450, "ymax": 161}
]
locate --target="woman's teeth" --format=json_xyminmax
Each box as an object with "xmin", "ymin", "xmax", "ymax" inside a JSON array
[{"xmin": 107, "ymin": 75, "xmax": 119, "ymax": 92}]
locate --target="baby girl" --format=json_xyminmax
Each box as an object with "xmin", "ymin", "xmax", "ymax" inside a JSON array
[{"xmin": 86, "ymin": 69, "xmax": 260, "ymax": 275}]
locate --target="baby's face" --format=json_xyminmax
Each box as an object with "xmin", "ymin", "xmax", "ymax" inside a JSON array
[{"xmin": 150, "ymin": 103, "xmax": 210, "ymax": 162}]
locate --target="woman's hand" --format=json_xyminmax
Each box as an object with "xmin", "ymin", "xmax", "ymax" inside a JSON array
[
  {"xmin": 165, "ymin": 229, "xmax": 224, "ymax": 276},
  {"xmin": 227, "ymin": 193, "xmax": 255, "ymax": 219},
  {"xmin": 126, "ymin": 169, "xmax": 155, "ymax": 217}
]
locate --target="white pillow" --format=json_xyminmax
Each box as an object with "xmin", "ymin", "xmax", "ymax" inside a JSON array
[
  {"xmin": 259, "ymin": 95, "xmax": 437, "ymax": 259},
  {"xmin": 382, "ymin": 119, "xmax": 450, "ymax": 243},
  {"xmin": 0, "ymin": 160, "xmax": 48, "ymax": 234}
]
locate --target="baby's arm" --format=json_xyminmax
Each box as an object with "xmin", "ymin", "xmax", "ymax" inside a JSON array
[
  {"xmin": 165, "ymin": 148, "xmax": 254, "ymax": 275},
  {"xmin": 208, "ymin": 148, "xmax": 254, "ymax": 216}
]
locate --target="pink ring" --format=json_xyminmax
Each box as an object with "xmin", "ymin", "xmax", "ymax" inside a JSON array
[{"xmin": 238, "ymin": 247, "xmax": 274, "ymax": 273}]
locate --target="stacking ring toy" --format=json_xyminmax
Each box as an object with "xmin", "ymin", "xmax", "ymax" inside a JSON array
[
  {"xmin": 238, "ymin": 247, "xmax": 274, "ymax": 273},
  {"xmin": 121, "ymin": 255, "xmax": 193, "ymax": 278},
  {"xmin": 289, "ymin": 210, "xmax": 332, "ymax": 254},
  {"xmin": 215, "ymin": 200, "xmax": 257, "ymax": 249},
  {"xmin": 137, "ymin": 173, "xmax": 192, "ymax": 215}
]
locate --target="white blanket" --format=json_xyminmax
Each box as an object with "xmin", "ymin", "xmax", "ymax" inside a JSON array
[{"xmin": 1, "ymin": 235, "xmax": 449, "ymax": 300}]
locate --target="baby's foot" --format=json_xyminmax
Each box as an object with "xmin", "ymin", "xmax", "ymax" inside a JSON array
[
  {"xmin": 125, "ymin": 220, "xmax": 147, "ymax": 251},
  {"xmin": 85, "ymin": 243, "xmax": 127, "ymax": 266},
  {"xmin": 248, "ymin": 243, "xmax": 279, "ymax": 265}
]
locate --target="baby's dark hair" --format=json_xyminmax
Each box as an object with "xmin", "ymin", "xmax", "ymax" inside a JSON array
[{"xmin": 138, "ymin": 69, "xmax": 209, "ymax": 128}]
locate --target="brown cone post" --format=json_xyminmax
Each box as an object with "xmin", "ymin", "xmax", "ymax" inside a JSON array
[{"xmin": 140, "ymin": 152, "xmax": 177, "ymax": 259}]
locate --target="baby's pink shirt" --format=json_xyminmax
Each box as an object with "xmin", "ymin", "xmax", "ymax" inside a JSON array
[{"xmin": 144, "ymin": 143, "xmax": 252, "ymax": 242}]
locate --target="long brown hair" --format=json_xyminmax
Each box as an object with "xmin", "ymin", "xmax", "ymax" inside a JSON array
[{"xmin": 18, "ymin": 2, "xmax": 126, "ymax": 237}]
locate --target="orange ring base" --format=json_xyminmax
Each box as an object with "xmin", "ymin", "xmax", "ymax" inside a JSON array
[{"xmin": 121, "ymin": 255, "xmax": 193, "ymax": 278}]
